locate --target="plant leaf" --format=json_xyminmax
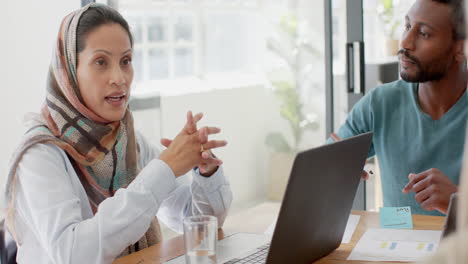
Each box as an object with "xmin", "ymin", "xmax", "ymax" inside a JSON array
[{"xmin": 265, "ymin": 132, "xmax": 292, "ymax": 153}]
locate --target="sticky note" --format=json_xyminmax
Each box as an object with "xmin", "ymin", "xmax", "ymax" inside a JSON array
[
  {"xmin": 379, "ymin": 206, "xmax": 413, "ymax": 229},
  {"xmin": 427, "ymin": 243, "xmax": 434, "ymax": 251}
]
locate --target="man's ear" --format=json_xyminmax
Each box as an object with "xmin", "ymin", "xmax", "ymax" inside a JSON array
[{"xmin": 455, "ymin": 39, "xmax": 466, "ymax": 62}]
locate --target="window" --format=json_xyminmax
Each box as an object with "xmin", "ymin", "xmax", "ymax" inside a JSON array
[{"xmin": 99, "ymin": 0, "xmax": 265, "ymax": 94}]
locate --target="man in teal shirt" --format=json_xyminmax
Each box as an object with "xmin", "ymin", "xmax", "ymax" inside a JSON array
[{"xmin": 334, "ymin": 0, "xmax": 467, "ymax": 216}]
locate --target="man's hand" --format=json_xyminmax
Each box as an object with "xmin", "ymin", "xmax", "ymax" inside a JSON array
[{"xmin": 402, "ymin": 168, "xmax": 458, "ymax": 214}]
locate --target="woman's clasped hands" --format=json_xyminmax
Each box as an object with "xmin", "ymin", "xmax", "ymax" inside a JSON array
[{"xmin": 159, "ymin": 111, "xmax": 227, "ymax": 177}]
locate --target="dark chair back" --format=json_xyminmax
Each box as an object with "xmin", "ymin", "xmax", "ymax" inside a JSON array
[{"xmin": 0, "ymin": 220, "xmax": 17, "ymax": 264}]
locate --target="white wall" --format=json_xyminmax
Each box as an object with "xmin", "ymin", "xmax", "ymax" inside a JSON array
[{"xmin": 1, "ymin": 1, "xmax": 80, "ymax": 196}]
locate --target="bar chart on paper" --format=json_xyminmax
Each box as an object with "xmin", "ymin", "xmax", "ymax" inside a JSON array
[{"xmin": 347, "ymin": 228, "xmax": 441, "ymax": 262}]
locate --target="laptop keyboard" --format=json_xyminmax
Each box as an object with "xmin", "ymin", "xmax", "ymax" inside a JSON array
[{"xmin": 223, "ymin": 243, "xmax": 270, "ymax": 264}]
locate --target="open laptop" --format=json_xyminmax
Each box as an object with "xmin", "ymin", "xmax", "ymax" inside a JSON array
[
  {"xmin": 166, "ymin": 132, "xmax": 373, "ymax": 264},
  {"xmin": 441, "ymin": 192, "xmax": 458, "ymax": 238}
]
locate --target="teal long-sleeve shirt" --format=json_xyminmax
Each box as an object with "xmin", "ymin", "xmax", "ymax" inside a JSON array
[{"xmin": 333, "ymin": 80, "xmax": 467, "ymax": 216}]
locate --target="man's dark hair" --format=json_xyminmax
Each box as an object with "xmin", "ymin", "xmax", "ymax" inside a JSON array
[
  {"xmin": 76, "ymin": 4, "xmax": 133, "ymax": 53},
  {"xmin": 432, "ymin": 0, "xmax": 466, "ymax": 40}
]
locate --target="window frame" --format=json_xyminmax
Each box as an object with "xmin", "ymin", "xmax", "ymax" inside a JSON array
[{"xmin": 100, "ymin": 0, "xmax": 261, "ymax": 82}]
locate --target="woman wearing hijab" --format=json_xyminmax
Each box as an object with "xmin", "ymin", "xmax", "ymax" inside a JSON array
[{"xmin": 4, "ymin": 3, "xmax": 232, "ymax": 263}]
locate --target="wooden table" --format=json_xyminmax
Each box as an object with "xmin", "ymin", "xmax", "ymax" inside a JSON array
[{"xmin": 114, "ymin": 202, "xmax": 445, "ymax": 264}]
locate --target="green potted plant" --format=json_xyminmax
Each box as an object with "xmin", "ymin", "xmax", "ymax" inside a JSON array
[
  {"xmin": 377, "ymin": 0, "xmax": 401, "ymax": 56},
  {"xmin": 265, "ymin": 80, "xmax": 318, "ymax": 154},
  {"xmin": 265, "ymin": 12, "xmax": 319, "ymax": 200}
]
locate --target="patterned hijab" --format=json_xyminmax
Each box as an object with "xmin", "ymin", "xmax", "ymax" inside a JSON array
[{"xmin": 5, "ymin": 3, "xmax": 161, "ymax": 256}]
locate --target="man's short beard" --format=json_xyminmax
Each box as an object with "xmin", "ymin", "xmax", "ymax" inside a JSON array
[
  {"xmin": 400, "ymin": 67, "xmax": 447, "ymax": 83},
  {"xmin": 398, "ymin": 49, "xmax": 451, "ymax": 83}
]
